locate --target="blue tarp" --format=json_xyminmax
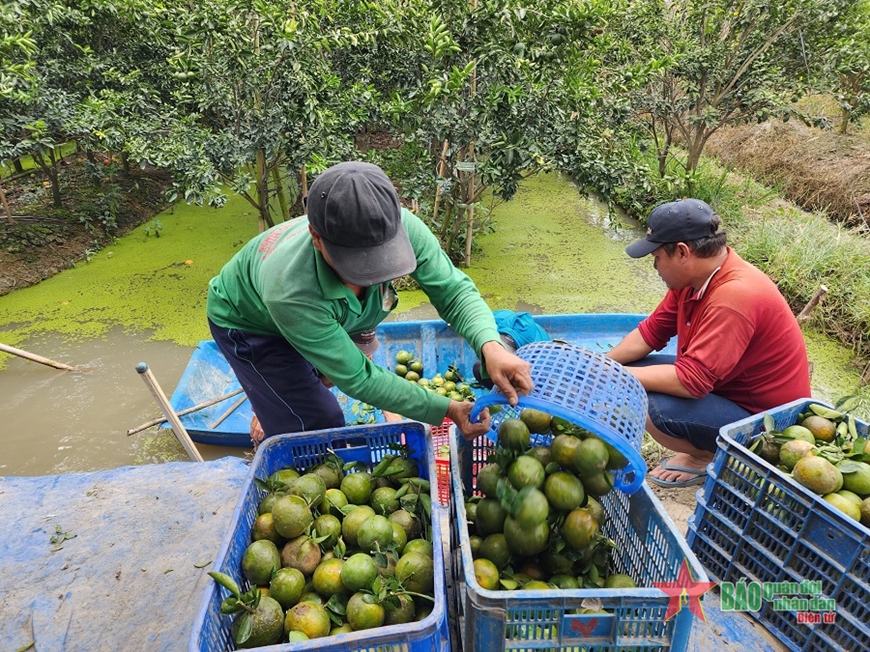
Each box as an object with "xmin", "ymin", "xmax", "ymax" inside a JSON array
[{"xmin": 0, "ymin": 457, "xmax": 249, "ymax": 652}]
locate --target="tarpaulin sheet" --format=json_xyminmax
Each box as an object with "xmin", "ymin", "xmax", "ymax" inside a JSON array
[{"xmin": 0, "ymin": 457, "xmax": 250, "ymax": 652}]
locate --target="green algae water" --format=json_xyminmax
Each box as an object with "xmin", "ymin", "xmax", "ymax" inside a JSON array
[{"xmin": 0, "ymin": 173, "xmax": 864, "ymax": 475}]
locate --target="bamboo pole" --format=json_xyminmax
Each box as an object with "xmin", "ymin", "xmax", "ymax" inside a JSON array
[
  {"xmin": 301, "ymin": 164, "xmax": 309, "ymax": 210},
  {"xmin": 126, "ymin": 388, "xmax": 245, "ymax": 436},
  {"xmin": 0, "ymin": 342, "xmax": 80, "ymax": 371},
  {"xmin": 135, "ymin": 362, "xmax": 204, "ymax": 462},
  {"xmin": 464, "ymin": 0, "xmax": 478, "ymax": 267},
  {"xmin": 207, "ymin": 394, "xmax": 248, "ymax": 430}
]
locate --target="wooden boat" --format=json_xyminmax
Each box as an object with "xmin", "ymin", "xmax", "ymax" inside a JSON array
[{"xmin": 162, "ymin": 313, "xmax": 668, "ymax": 446}]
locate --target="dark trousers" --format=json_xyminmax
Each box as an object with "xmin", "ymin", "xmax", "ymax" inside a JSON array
[
  {"xmin": 626, "ymin": 355, "xmax": 751, "ymax": 453},
  {"xmin": 208, "ymin": 319, "xmax": 345, "ymax": 438}
]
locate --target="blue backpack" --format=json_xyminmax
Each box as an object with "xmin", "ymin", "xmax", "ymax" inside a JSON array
[{"xmin": 492, "ymin": 309, "xmax": 550, "ymax": 351}]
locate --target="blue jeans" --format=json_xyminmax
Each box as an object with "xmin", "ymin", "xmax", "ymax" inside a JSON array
[
  {"xmin": 208, "ymin": 319, "xmax": 345, "ymax": 438},
  {"xmin": 625, "ymin": 355, "xmax": 751, "ymax": 453}
]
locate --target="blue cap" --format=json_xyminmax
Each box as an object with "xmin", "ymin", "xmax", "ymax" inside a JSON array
[{"xmin": 626, "ymin": 199, "xmax": 717, "ymax": 258}]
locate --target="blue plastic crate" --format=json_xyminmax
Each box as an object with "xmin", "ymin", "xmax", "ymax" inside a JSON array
[
  {"xmin": 188, "ymin": 422, "xmax": 450, "ymax": 652},
  {"xmin": 687, "ymin": 398, "xmax": 870, "ymax": 652},
  {"xmin": 449, "ymin": 433, "xmax": 707, "ymax": 652},
  {"xmin": 471, "ymin": 341, "xmax": 649, "ymax": 493}
]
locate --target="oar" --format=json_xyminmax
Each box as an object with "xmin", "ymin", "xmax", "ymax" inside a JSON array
[
  {"xmin": 0, "ymin": 342, "xmax": 81, "ymax": 371},
  {"xmin": 135, "ymin": 362, "xmax": 204, "ymax": 462},
  {"xmin": 126, "ymin": 388, "xmax": 245, "ymax": 436},
  {"xmin": 207, "ymin": 394, "xmax": 248, "ymax": 430}
]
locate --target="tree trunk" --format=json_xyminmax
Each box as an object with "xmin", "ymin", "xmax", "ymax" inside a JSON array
[
  {"xmin": 120, "ymin": 151, "xmax": 131, "ymax": 175},
  {"xmin": 271, "ymin": 166, "xmax": 290, "ymax": 222},
  {"xmin": 32, "ymin": 150, "xmax": 63, "ymax": 208},
  {"xmin": 255, "ymin": 149, "xmax": 272, "ymax": 231},
  {"xmin": 0, "ymin": 183, "xmax": 14, "ymax": 224},
  {"xmin": 48, "ymin": 167, "xmax": 62, "ymax": 208},
  {"xmin": 432, "ymin": 139, "xmax": 449, "ymax": 227},
  {"xmin": 13, "ymin": 159, "xmax": 24, "ymax": 174}
]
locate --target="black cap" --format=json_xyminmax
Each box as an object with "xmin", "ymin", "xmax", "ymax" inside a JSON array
[
  {"xmin": 308, "ymin": 162, "xmax": 417, "ymax": 286},
  {"xmin": 625, "ymin": 199, "xmax": 718, "ymax": 258}
]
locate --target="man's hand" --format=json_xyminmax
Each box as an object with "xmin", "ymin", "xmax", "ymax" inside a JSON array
[
  {"xmin": 447, "ymin": 400, "xmax": 492, "ymax": 441},
  {"xmin": 480, "ymin": 341, "xmax": 533, "ymax": 406}
]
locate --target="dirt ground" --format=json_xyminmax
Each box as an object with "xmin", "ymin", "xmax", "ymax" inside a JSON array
[
  {"xmin": 648, "ymin": 482, "xmax": 703, "ymax": 536},
  {"xmin": 0, "ymin": 159, "xmax": 172, "ymax": 295}
]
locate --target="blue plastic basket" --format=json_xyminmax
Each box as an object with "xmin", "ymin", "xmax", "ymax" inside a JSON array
[
  {"xmin": 188, "ymin": 422, "xmax": 450, "ymax": 652},
  {"xmin": 470, "ymin": 341, "xmax": 648, "ymax": 493},
  {"xmin": 449, "ymin": 433, "xmax": 706, "ymax": 652},
  {"xmin": 687, "ymin": 398, "xmax": 870, "ymax": 652}
]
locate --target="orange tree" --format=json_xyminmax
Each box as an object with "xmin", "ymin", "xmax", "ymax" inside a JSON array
[
  {"xmin": 132, "ymin": 0, "xmax": 375, "ymax": 232},
  {"xmin": 613, "ymin": 0, "xmax": 859, "ymax": 195},
  {"xmin": 341, "ymin": 0, "xmax": 623, "ymax": 265},
  {"xmin": 819, "ymin": 0, "xmax": 870, "ymax": 134}
]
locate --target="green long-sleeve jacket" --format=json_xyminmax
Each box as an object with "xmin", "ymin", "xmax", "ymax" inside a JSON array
[{"xmin": 206, "ymin": 209, "xmax": 501, "ymax": 424}]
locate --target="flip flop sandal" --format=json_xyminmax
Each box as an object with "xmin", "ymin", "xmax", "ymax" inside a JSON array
[
  {"xmin": 660, "ymin": 457, "xmax": 709, "ymax": 475},
  {"xmin": 647, "ymin": 457, "xmax": 708, "ymax": 488}
]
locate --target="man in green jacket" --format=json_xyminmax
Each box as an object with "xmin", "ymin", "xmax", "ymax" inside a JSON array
[{"xmin": 207, "ymin": 161, "xmax": 533, "ymax": 443}]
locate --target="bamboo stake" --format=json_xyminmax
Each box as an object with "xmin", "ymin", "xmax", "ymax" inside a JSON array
[
  {"xmin": 465, "ymin": 2, "xmax": 478, "ymax": 267},
  {"xmin": 301, "ymin": 164, "xmax": 309, "ymax": 210},
  {"xmin": 135, "ymin": 362, "xmax": 204, "ymax": 462},
  {"xmin": 432, "ymin": 139, "xmax": 449, "ymax": 225},
  {"xmin": 207, "ymin": 395, "xmax": 248, "ymax": 430},
  {"xmin": 126, "ymin": 387, "xmax": 244, "ymax": 436},
  {"xmin": 797, "ymin": 285, "xmax": 829, "ymax": 324},
  {"xmin": 0, "ymin": 342, "xmax": 80, "ymax": 371}
]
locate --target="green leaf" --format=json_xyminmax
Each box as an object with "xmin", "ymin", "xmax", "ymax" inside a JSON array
[
  {"xmin": 325, "ymin": 593, "xmax": 347, "ymax": 616},
  {"xmin": 208, "ymin": 571, "xmax": 241, "ymax": 598},
  {"xmin": 194, "ymin": 560, "xmax": 212, "ymax": 568},
  {"xmin": 848, "ymin": 415, "xmax": 858, "ymax": 439},
  {"xmin": 500, "ymin": 578, "xmax": 518, "ymax": 590},
  {"xmin": 220, "ymin": 596, "xmax": 242, "ymax": 615},
  {"xmin": 836, "ymin": 461, "xmax": 866, "ymax": 474},
  {"xmin": 399, "ymin": 494, "xmax": 419, "ymax": 511},
  {"xmin": 234, "ymin": 613, "xmax": 252, "ymax": 645},
  {"xmin": 808, "ymin": 404, "xmax": 844, "ymax": 420},
  {"xmin": 763, "ymin": 413, "xmax": 775, "ymax": 432},
  {"xmin": 834, "ymin": 395, "xmax": 861, "ymax": 413}
]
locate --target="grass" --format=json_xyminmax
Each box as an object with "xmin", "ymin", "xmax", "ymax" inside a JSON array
[{"xmin": 794, "ymin": 93, "xmax": 870, "ymax": 140}]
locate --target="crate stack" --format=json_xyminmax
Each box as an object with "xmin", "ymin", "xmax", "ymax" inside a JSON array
[{"xmin": 687, "ymin": 398, "xmax": 870, "ymax": 652}]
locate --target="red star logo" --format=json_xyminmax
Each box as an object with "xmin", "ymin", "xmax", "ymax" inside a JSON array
[{"xmin": 652, "ymin": 558, "xmax": 717, "ymax": 621}]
